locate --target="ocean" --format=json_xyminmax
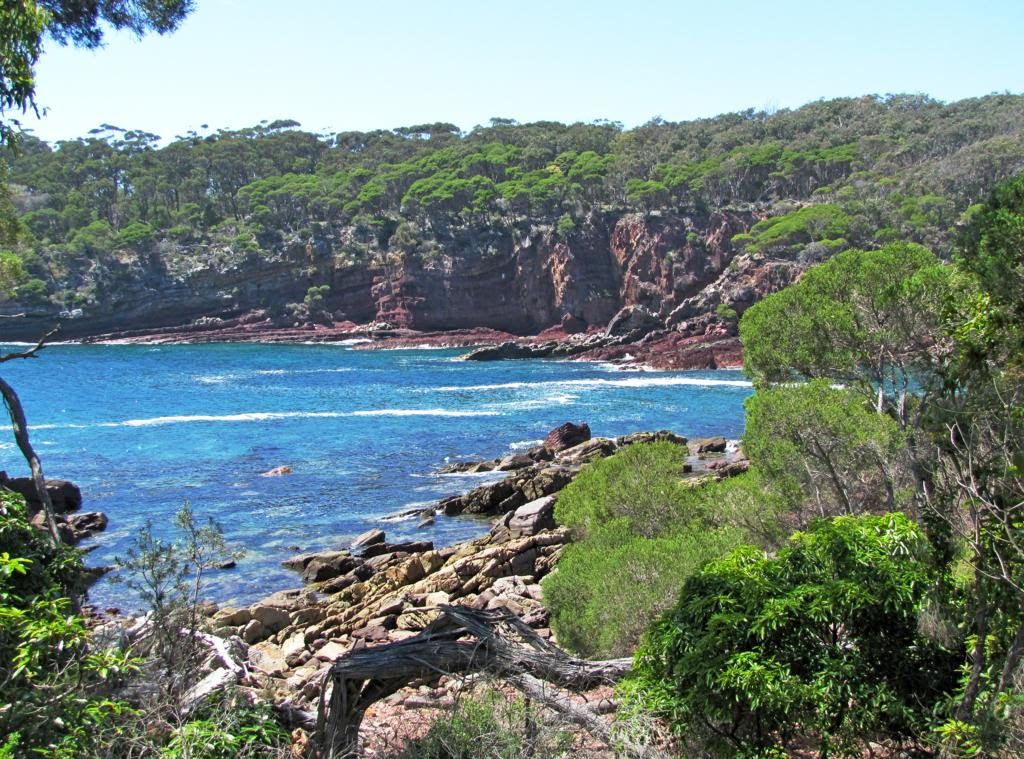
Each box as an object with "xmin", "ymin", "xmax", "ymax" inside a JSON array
[{"xmin": 0, "ymin": 343, "xmax": 752, "ymax": 609}]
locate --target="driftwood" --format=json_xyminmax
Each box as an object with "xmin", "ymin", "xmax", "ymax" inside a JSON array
[{"xmin": 313, "ymin": 605, "xmax": 647, "ymax": 758}]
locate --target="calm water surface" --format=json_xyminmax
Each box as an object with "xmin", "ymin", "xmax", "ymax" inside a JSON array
[{"xmin": 0, "ymin": 343, "xmax": 752, "ymax": 609}]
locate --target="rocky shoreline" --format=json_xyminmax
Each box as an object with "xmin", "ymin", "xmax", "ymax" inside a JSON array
[
  {"xmin": 70, "ymin": 300, "xmax": 743, "ymax": 371},
  {"xmin": 80, "ymin": 421, "xmax": 745, "ymax": 752}
]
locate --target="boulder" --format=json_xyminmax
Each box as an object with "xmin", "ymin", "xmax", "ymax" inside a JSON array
[
  {"xmin": 496, "ymin": 454, "xmax": 534, "ymax": 471},
  {"xmin": 352, "ymin": 528, "xmax": 385, "ymax": 549},
  {"xmin": 542, "ymin": 422, "xmax": 591, "ymax": 453},
  {"xmin": 605, "ymin": 305, "xmax": 662, "ymax": 338},
  {"xmin": 260, "ymin": 465, "xmax": 293, "ymax": 477},
  {"xmin": 689, "ymin": 436, "xmax": 728, "ymax": 454},
  {"xmin": 300, "ymin": 552, "xmax": 361, "ymax": 583},
  {"xmin": 506, "ymin": 496, "xmax": 556, "ymax": 539},
  {"xmin": 241, "ymin": 618, "xmax": 267, "ymax": 644},
  {"xmin": 555, "ymin": 437, "xmax": 617, "ymax": 465},
  {"xmin": 0, "ymin": 474, "xmax": 82, "ymax": 514},
  {"xmin": 65, "ymin": 511, "xmax": 108, "ymax": 541},
  {"xmin": 250, "ymin": 605, "xmax": 290, "ymax": 633},
  {"xmin": 360, "ymin": 540, "xmax": 433, "ymax": 560}
]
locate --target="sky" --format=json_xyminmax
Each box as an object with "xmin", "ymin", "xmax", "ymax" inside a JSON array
[{"xmin": 21, "ymin": 0, "xmax": 1024, "ymax": 144}]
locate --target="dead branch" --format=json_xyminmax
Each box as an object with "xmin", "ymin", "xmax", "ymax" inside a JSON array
[
  {"xmin": 0, "ymin": 326, "xmax": 59, "ymax": 363},
  {"xmin": 314, "ymin": 605, "xmax": 636, "ymax": 758}
]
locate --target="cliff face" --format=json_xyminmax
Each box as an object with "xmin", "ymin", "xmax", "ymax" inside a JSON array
[
  {"xmin": 5, "ymin": 209, "xmax": 789, "ymax": 354},
  {"xmin": 351, "ymin": 210, "xmax": 751, "ymax": 336}
]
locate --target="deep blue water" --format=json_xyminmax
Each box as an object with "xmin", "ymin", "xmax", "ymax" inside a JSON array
[{"xmin": 0, "ymin": 343, "xmax": 752, "ymax": 609}]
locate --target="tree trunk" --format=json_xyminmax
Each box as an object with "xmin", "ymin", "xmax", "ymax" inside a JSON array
[{"xmin": 0, "ymin": 375, "xmax": 60, "ymax": 546}]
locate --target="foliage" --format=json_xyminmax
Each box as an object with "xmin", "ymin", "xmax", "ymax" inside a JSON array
[
  {"xmin": 3, "ymin": 94, "xmax": 1024, "ymax": 313},
  {"xmin": 1, "ymin": 0, "xmax": 194, "ymax": 145},
  {"xmin": 545, "ymin": 444, "xmax": 781, "ymax": 657},
  {"xmin": 544, "ymin": 520, "xmax": 743, "ymax": 658},
  {"xmin": 740, "ymin": 242, "xmax": 953, "ymax": 426},
  {"xmin": 744, "ymin": 380, "xmax": 912, "ymax": 520},
  {"xmin": 0, "ymin": 490, "xmax": 137, "ymax": 754},
  {"xmin": 553, "ymin": 441, "xmax": 698, "ymax": 539},
  {"xmin": 624, "ymin": 514, "xmax": 961, "ymax": 756},
  {"xmin": 397, "ymin": 686, "xmax": 573, "ymax": 759},
  {"xmin": 160, "ymin": 694, "xmax": 291, "ymax": 759}
]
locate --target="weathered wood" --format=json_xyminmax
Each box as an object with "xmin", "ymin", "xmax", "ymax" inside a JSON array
[{"xmin": 314, "ymin": 605, "xmax": 635, "ymax": 758}]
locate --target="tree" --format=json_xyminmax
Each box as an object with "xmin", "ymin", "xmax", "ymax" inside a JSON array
[
  {"xmin": 624, "ymin": 514, "xmax": 960, "ymax": 756},
  {"xmin": 1, "ymin": 0, "xmax": 194, "ymax": 145}
]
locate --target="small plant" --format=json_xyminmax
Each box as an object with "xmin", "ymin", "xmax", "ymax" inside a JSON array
[
  {"xmin": 114, "ymin": 502, "xmax": 242, "ymax": 688},
  {"xmin": 398, "ymin": 686, "xmax": 574, "ymax": 759}
]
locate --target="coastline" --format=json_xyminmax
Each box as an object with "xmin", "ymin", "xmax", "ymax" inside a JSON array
[{"xmin": 58, "ymin": 314, "xmax": 745, "ymax": 371}]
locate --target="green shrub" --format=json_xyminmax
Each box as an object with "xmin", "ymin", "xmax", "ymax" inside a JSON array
[
  {"xmin": 161, "ymin": 695, "xmax": 290, "ymax": 759},
  {"xmin": 622, "ymin": 513, "xmax": 961, "ymax": 756},
  {"xmin": 0, "ymin": 491, "xmax": 136, "ymax": 754},
  {"xmin": 553, "ymin": 441, "xmax": 698, "ymax": 539},
  {"xmin": 543, "ymin": 521, "xmax": 742, "ymax": 658}
]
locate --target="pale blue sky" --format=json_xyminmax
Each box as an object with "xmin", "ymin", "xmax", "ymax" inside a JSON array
[{"xmin": 23, "ymin": 0, "xmax": 1024, "ymax": 143}]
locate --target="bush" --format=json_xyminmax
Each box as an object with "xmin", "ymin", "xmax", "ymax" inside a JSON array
[
  {"xmin": 553, "ymin": 441, "xmax": 698, "ymax": 539},
  {"xmin": 623, "ymin": 514, "xmax": 961, "ymax": 756},
  {"xmin": 543, "ymin": 521, "xmax": 742, "ymax": 658},
  {"xmin": 0, "ymin": 491, "xmax": 135, "ymax": 754},
  {"xmin": 398, "ymin": 687, "xmax": 572, "ymax": 759},
  {"xmin": 545, "ymin": 444, "xmax": 778, "ymax": 657}
]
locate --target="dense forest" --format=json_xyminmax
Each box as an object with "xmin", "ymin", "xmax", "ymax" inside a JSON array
[{"xmin": 1, "ymin": 93, "xmax": 1023, "ymax": 338}]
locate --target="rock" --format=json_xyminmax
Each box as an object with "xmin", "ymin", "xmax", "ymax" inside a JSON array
[
  {"xmin": 217, "ymin": 560, "xmax": 237, "ymax": 570},
  {"xmin": 555, "ymin": 437, "xmax": 617, "ymax": 465},
  {"xmin": 505, "ymin": 496, "xmax": 556, "ymax": 539},
  {"xmin": 496, "ymin": 454, "xmax": 534, "ymax": 471},
  {"xmin": 65, "ymin": 511, "xmax": 108, "ymax": 540},
  {"xmin": 248, "ymin": 640, "xmax": 288, "ymax": 677},
  {"xmin": 360, "ymin": 540, "xmax": 433, "ymax": 560},
  {"xmin": 299, "ymin": 552, "xmax": 360, "ymax": 583},
  {"xmin": 260, "ymin": 465, "xmax": 293, "ymax": 477},
  {"xmin": 416, "ymin": 512, "xmax": 435, "ymax": 528},
  {"xmin": 605, "ymin": 304, "xmax": 662, "ymax": 338},
  {"xmin": 352, "ymin": 528, "xmax": 385, "ymax": 549},
  {"xmin": 214, "ymin": 607, "xmax": 252, "ymax": 627},
  {"xmin": 689, "ymin": 436, "xmax": 727, "ymax": 454},
  {"xmin": 438, "ymin": 460, "xmax": 496, "ymax": 474},
  {"xmin": 542, "ymin": 422, "xmax": 591, "ymax": 453},
  {"xmin": 241, "ymin": 618, "xmax": 267, "ymax": 644},
  {"xmin": 0, "ymin": 474, "xmax": 82, "ymax": 514},
  {"xmin": 463, "ymin": 342, "xmax": 542, "ymax": 361},
  {"xmin": 250, "ymin": 605, "xmax": 291, "ymax": 633},
  {"xmin": 561, "ymin": 313, "xmax": 587, "ymax": 334},
  {"xmin": 314, "ymin": 640, "xmax": 348, "ymax": 662},
  {"xmin": 616, "ymin": 430, "xmax": 688, "ymax": 447}
]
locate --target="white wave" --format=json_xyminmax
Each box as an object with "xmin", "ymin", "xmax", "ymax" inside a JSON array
[
  {"xmin": 32, "ymin": 408, "xmax": 499, "ymax": 430},
  {"xmin": 348, "ymin": 409, "xmax": 499, "ymax": 417},
  {"xmin": 508, "ymin": 439, "xmax": 543, "ymax": 450},
  {"xmin": 198, "ymin": 374, "xmax": 233, "ymax": 384},
  {"xmin": 485, "ymin": 393, "xmax": 577, "ymax": 411},
  {"xmin": 434, "ymin": 375, "xmax": 752, "ymax": 392},
  {"xmin": 335, "ymin": 338, "xmax": 373, "ymax": 346},
  {"xmin": 254, "ymin": 368, "xmax": 352, "ymax": 375}
]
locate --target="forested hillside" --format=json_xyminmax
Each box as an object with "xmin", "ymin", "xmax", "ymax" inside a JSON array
[{"xmin": 2, "ymin": 93, "xmax": 1023, "ymax": 341}]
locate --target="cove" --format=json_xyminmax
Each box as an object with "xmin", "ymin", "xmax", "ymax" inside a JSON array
[{"xmin": 0, "ymin": 343, "xmax": 752, "ymax": 608}]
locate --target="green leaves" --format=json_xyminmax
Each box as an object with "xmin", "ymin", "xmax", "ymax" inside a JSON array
[{"xmin": 626, "ymin": 514, "xmax": 959, "ymax": 755}]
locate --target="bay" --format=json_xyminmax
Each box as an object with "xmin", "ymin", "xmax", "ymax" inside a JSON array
[{"xmin": 0, "ymin": 343, "xmax": 752, "ymax": 609}]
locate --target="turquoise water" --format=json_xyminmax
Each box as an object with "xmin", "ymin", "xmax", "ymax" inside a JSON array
[{"xmin": 0, "ymin": 343, "xmax": 752, "ymax": 609}]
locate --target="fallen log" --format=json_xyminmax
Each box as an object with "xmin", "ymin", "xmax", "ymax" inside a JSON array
[{"xmin": 313, "ymin": 605, "xmax": 652, "ymax": 758}]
